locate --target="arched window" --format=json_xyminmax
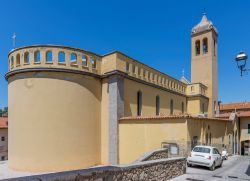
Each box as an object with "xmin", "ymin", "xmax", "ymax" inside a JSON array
[
  {"xmin": 34, "ymin": 51, "xmax": 40, "ymax": 63},
  {"xmin": 70, "ymin": 53, "xmax": 77, "ymax": 64},
  {"xmin": 195, "ymin": 40, "xmax": 200, "ymax": 55},
  {"xmin": 58, "ymin": 51, "xmax": 65, "ymax": 63},
  {"xmin": 205, "ymin": 133, "xmax": 208, "ymax": 145},
  {"xmin": 126, "ymin": 62, "xmax": 129, "ymax": 72},
  {"xmin": 46, "ymin": 51, "xmax": 53, "ymax": 63},
  {"xmin": 209, "ymin": 133, "xmax": 212, "ymax": 145},
  {"xmin": 156, "ymin": 95, "xmax": 160, "ymax": 116},
  {"xmin": 10, "ymin": 56, "xmax": 14, "ymax": 67},
  {"xmin": 181, "ymin": 102, "xmax": 184, "ymax": 114},
  {"xmin": 170, "ymin": 99, "xmax": 174, "ymax": 115},
  {"xmin": 202, "ymin": 103, "xmax": 205, "ymax": 114},
  {"xmin": 137, "ymin": 91, "xmax": 142, "ymax": 116},
  {"xmin": 229, "ymin": 135, "xmax": 231, "ymax": 145},
  {"xmin": 203, "ymin": 38, "xmax": 208, "ymax": 54},
  {"xmin": 91, "ymin": 58, "xmax": 96, "ymax": 69},
  {"xmin": 82, "ymin": 55, "xmax": 87, "ymax": 66},
  {"xmin": 16, "ymin": 54, "xmax": 20, "ymax": 65},
  {"xmin": 24, "ymin": 52, "xmax": 30, "ymax": 64},
  {"xmin": 191, "ymin": 86, "xmax": 194, "ymax": 92}
]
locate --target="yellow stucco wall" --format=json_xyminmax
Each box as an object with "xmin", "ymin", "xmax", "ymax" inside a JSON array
[
  {"xmin": 240, "ymin": 118, "xmax": 250, "ymax": 142},
  {"xmin": 187, "ymin": 97, "xmax": 208, "ymax": 116},
  {"xmin": 187, "ymin": 119, "xmax": 233, "ymax": 152},
  {"xmin": 118, "ymin": 119, "xmax": 187, "ymax": 164},
  {"xmin": 8, "ymin": 72, "xmax": 101, "ymax": 172},
  {"xmin": 124, "ymin": 78, "xmax": 186, "ymax": 117}
]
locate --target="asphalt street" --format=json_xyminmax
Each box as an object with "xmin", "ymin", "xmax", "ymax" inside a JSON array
[{"xmin": 171, "ymin": 156, "xmax": 250, "ymax": 181}]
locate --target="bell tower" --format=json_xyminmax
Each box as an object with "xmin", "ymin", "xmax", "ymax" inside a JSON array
[{"xmin": 191, "ymin": 13, "xmax": 218, "ymax": 118}]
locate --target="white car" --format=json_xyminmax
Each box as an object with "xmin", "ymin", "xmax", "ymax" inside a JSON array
[{"xmin": 187, "ymin": 145, "xmax": 223, "ymax": 171}]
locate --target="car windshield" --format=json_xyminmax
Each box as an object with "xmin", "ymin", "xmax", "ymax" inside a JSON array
[{"xmin": 193, "ymin": 147, "xmax": 210, "ymax": 153}]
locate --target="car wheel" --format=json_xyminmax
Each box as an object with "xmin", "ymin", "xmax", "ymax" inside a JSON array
[
  {"xmin": 219, "ymin": 160, "xmax": 223, "ymax": 167},
  {"xmin": 209, "ymin": 162, "xmax": 215, "ymax": 171},
  {"xmin": 187, "ymin": 163, "xmax": 192, "ymax": 167}
]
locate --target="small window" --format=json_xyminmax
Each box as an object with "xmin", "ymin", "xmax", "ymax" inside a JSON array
[
  {"xmin": 206, "ymin": 133, "xmax": 208, "ymax": 145},
  {"xmin": 191, "ymin": 136, "xmax": 198, "ymax": 149},
  {"xmin": 202, "ymin": 103, "xmax": 205, "ymax": 114},
  {"xmin": 209, "ymin": 133, "xmax": 212, "ymax": 145},
  {"xmin": 1, "ymin": 137, "xmax": 5, "ymax": 141},
  {"xmin": 203, "ymin": 38, "xmax": 208, "ymax": 54},
  {"xmin": 46, "ymin": 51, "xmax": 53, "ymax": 63},
  {"xmin": 248, "ymin": 124, "xmax": 250, "ymax": 134},
  {"xmin": 229, "ymin": 135, "xmax": 231, "ymax": 144},
  {"xmin": 191, "ymin": 86, "xmax": 194, "ymax": 92},
  {"xmin": 126, "ymin": 62, "xmax": 129, "ymax": 72},
  {"xmin": 1, "ymin": 156, "xmax": 4, "ymax": 161},
  {"xmin": 181, "ymin": 102, "xmax": 184, "ymax": 114},
  {"xmin": 16, "ymin": 54, "xmax": 20, "ymax": 65},
  {"xmin": 24, "ymin": 52, "xmax": 30, "ymax": 64},
  {"xmin": 70, "ymin": 53, "xmax": 77, "ymax": 64},
  {"xmin": 82, "ymin": 55, "xmax": 87, "ymax": 67},
  {"xmin": 156, "ymin": 95, "xmax": 160, "ymax": 116},
  {"xmin": 91, "ymin": 58, "xmax": 96, "ymax": 69},
  {"xmin": 143, "ymin": 70, "xmax": 146, "ymax": 77},
  {"xmin": 132, "ymin": 65, "xmax": 135, "ymax": 73},
  {"xmin": 195, "ymin": 40, "xmax": 200, "ymax": 55},
  {"xmin": 58, "ymin": 51, "xmax": 65, "ymax": 63},
  {"xmin": 170, "ymin": 99, "xmax": 174, "ymax": 115},
  {"xmin": 137, "ymin": 91, "xmax": 142, "ymax": 116},
  {"xmin": 34, "ymin": 51, "xmax": 40, "ymax": 63}
]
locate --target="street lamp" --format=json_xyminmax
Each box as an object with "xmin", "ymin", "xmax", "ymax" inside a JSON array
[{"xmin": 235, "ymin": 51, "xmax": 248, "ymax": 76}]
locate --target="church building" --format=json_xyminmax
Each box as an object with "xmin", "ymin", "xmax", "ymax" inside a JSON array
[{"xmin": 6, "ymin": 14, "xmax": 234, "ymax": 172}]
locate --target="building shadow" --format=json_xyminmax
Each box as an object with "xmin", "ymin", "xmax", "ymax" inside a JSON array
[{"xmin": 245, "ymin": 164, "xmax": 250, "ymax": 176}]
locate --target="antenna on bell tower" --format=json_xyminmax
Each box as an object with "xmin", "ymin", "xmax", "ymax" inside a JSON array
[{"xmin": 12, "ymin": 32, "xmax": 16, "ymax": 49}]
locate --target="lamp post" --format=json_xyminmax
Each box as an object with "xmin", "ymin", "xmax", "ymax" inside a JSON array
[{"xmin": 235, "ymin": 51, "xmax": 248, "ymax": 76}]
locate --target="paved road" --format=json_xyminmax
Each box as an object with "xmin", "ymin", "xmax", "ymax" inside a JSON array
[{"xmin": 171, "ymin": 156, "xmax": 250, "ymax": 181}]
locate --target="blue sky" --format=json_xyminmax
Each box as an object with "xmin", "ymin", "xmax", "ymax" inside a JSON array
[{"xmin": 0, "ymin": 0, "xmax": 250, "ymax": 108}]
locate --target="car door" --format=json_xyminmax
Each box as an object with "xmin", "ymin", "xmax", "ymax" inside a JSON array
[
  {"xmin": 215, "ymin": 148, "xmax": 222, "ymax": 165},
  {"xmin": 212, "ymin": 148, "xmax": 219, "ymax": 166}
]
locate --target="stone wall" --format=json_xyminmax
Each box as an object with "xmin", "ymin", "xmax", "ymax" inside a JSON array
[
  {"xmin": 5, "ymin": 157, "xmax": 186, "ymax": 181},
  {"xmin": 134, "ymin": 148, "xmax": 168, "ymax": 162}
]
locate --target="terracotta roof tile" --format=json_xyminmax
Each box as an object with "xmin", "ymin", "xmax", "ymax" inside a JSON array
[
  {"xmin": 0, "ymin": 117, "xmax": 8, "ymax": 128},
  {"xmin": 120, "ymin": 114, "xmax": 229, "ymax": 121},
  {"xmin": 218, "ymin": 110, "xmax": 250, "ymax": 118},
  {"xmin": 220, "ymin": 102, "xmax": 250, "ymax": 110}
]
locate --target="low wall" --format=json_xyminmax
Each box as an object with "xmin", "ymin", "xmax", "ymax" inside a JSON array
[
  {"xmin": 134, "ymin": 148, "xmax": 168, "ymax": 162},
  {"xmin": 4, "ymin": 157, "xmax": 186, "ymax": 181}
]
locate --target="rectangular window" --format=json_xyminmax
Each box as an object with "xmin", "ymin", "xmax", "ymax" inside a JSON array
[
  {"xmin": 248, "ymin": 124, "xmax": 250, "ymax": 134},
  {"xmin": 1, "ymin": 137, "xmax": 4, "ymax": 141},
  {"xmin": 1, "ymin": 156, "xmax": 4, "ymax": 161}
]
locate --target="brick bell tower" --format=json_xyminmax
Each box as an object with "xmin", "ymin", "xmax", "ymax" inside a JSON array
[{"xmin": 191, "ymin": 13, "xmax": 218, "ymax": 118}]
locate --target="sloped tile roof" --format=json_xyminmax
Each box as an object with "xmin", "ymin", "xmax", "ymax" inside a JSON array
[
  {"xmin": 220, "ymin": 102, "xmax": 250, "ymax": 111},
  {"xmin": 0, "ymin": 117, "xmax": 8, "ymax": 128}
]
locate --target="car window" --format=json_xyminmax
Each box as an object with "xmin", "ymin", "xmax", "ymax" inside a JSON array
[
  {"xmin": 213, "ymin": 149, "xmax": 216, "ymax": 154},
  {"xmin": 193, "ymin": 147, "xmax": 210, "ymax": 153},
  {"xmin": 215, "ymin": 149, "xmax": 220, "ymax": 154},
  {"xmin": 213, "ymin": 148, "xmax": 220, "ymax": 154}
]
